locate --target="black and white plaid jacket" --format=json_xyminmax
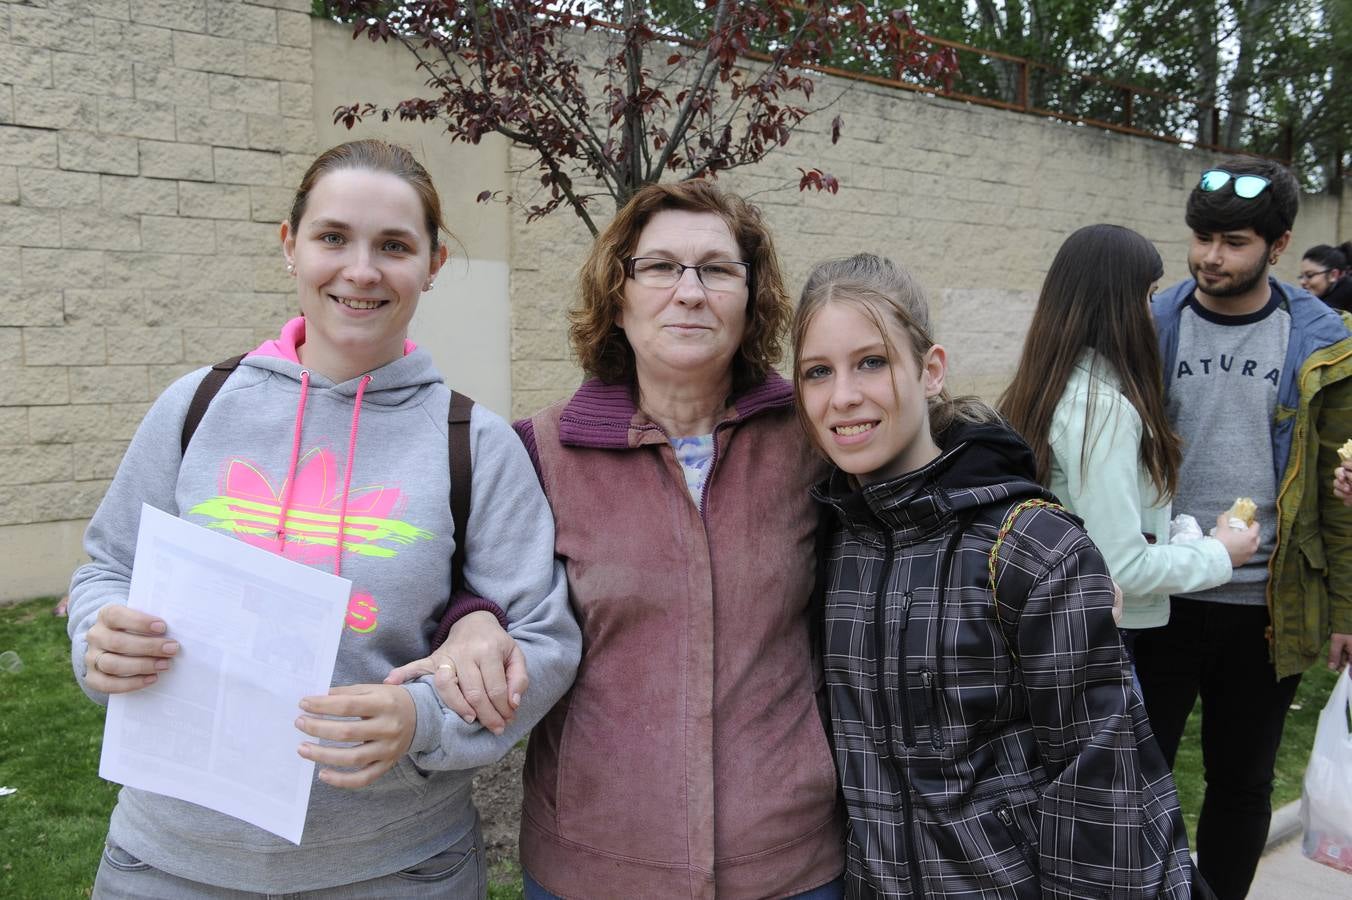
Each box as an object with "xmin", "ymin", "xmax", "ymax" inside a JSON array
[{"xmin": 813, "ymin": 422, "xmax": 1195, "ymax": 899}]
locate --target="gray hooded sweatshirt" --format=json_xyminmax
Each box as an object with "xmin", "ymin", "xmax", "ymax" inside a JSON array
[{"xmin": 68, "ymin": 318, "xmax": 580, "ymax": 893}]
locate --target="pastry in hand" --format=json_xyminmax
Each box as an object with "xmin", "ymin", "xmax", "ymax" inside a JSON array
[
  {"xmin": 1338, "ymin": 438, "xmax": 1352, "ymax": 464},
  {"xmin": 1225, "ymin": 497, "xmax": 1257, "ymax": 527}
]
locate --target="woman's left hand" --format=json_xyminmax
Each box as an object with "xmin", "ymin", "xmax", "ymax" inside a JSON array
[
  {"xmin": 384, "ymin": 611, "xmax": 527, "ymax": 736},
  {"xmin": 296, "ymin": 684, "xmax": 416, "ymax": 789}
]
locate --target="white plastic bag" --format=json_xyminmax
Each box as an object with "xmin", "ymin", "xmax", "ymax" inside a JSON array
[
  {"xmin": 1168, "ymin": 514, "xmax": 1203, "ymax": 544},
  {"xmin": 1300, "ymin": 667, "xmax": 1352, "ymax": 873}
]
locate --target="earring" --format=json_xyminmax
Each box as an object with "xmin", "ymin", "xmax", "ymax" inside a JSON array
[
  {"xmin": 423, "ymin": 280, "xmax": 434, "ymax": 292},
  {"xmin": 1269, "ymin": 256, "xmax": 1279, "ymax": 266},
  {"xmin": 286, "ymin": 262, "xmax": 295, "ymax": 275}
]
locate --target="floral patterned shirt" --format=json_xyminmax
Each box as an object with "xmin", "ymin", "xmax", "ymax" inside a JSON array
[{"xmin": 670, "ymin": 434, "xmax": 715, "ymax": 511}]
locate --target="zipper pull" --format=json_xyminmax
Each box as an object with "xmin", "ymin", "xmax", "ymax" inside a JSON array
[
  {"xmin": 920, "ymin": 667, "xmax": 945, "ymax": 749},
  {"xmin": 898, "ymin": 590, "xmax": 913, "ymax": 630}
]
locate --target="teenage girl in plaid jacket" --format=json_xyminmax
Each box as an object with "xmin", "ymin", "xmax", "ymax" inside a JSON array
[{"xmin": 791, "ymin": 253, "xmax": 1197, "ymax": 898}]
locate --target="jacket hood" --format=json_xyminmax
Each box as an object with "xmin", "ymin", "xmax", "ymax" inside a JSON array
[
  {"xmin": 814, "ymin": 419, "xmax": 1055, "ymax": 540},
  {"xmin": 243, "ymin": 316, "xmax": 444, "ymax": 405}
]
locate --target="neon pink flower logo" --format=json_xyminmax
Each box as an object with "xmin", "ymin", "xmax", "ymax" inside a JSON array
[{"xmin": 189, "ymin": 448, "xmax": 435, "ymax": 634}]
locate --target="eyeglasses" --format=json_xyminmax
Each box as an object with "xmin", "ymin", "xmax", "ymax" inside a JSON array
[
  {"xmin": 1199, "ymin": 169, "xmax": 1271, "ymax": 199},
  {"xmin": 625, "ymin": 257, "xmax": 750, "ymax": 291},
  {"xmin": 1298, "ymin": 269, "xmax": 1332, "ymax": 282}
]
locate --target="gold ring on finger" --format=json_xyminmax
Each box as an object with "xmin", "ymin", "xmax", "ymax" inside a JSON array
[{"xmin": 437, "ymin": 662, "xmax": 458, "ymax": 683}]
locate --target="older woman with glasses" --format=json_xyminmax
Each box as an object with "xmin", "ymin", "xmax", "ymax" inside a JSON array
[{"xmin": 394, "ymin": 181, "xmax": 845, "ymax": 899}]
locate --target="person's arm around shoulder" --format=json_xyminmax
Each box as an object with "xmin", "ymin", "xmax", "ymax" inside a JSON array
[
  {"xmin": 1049, "ymin": 381, "xmax": 1239, "ymax": 602},
  {"xmin": 400, "ymin": 405, "xmax": 581, "ymax": 771},
  {"xmin": 67, "ymin": 371, "xmax": 206, "ymax": 703},
  {"xmin": 383, "ymin": 418, "xmax": 543, "ymax": 733},
  {"xmin": 1013, "ymin": 523, "xmax": 1184, "ymax": 896}
]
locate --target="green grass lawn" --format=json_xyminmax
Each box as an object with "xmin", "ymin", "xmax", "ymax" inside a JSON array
[
  {"xmin": 0, "ymin": 599, "xmax": 119, "ymax": 899},
  {"xmin": 0, "ymin": 598, "xmax": 524, "ymax": 899},
  {"xmin": 1, "ymin": 595, "xmax": 1340, "ymax": 897}
]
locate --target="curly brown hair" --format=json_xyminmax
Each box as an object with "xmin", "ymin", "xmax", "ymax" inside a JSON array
[{"xmin": 570, "ymin": 181, "xmax": 790, "ymax": 392}]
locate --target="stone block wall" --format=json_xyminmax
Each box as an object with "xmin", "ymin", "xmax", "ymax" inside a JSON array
[
  {"xmin": 0, "ymin": 0, "xmax": 315, "ymax": 597},
  {"xmin": 505, "ymin": 77, "xmax": 1335, "ymax": 416},
  {"xmin": 2, "ymin": 4, "xmax": 1345, "ymax": 598}
]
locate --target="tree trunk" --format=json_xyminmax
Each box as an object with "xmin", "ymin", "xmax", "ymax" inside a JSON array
[
  {"xmin": 974, "ymin": 0, "xmax": 1024, "ymax": 105},
  {"xmin": 619, "ymin": 0, "xmax": 646, "ymax": 201},
  {"xmin": 1193, "ymin": 0, "xmax": 1221, "ymax": 146},
  {"xmin": 1222, "ymin": 0, "xmax": 1271, "ymax": 149}
]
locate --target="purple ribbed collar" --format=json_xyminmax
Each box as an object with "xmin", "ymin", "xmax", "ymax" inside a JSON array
[{"xmin": 557, "ymin": 373, "xmax": 794, "ymax": 449}]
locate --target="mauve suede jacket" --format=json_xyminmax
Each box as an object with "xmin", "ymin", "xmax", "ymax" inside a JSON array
[{"xmin": 513, "ymin": 375, "xmax": 845, "ymax": 899}]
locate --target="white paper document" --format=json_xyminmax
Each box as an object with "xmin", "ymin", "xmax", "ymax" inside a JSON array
[{"xmin": 100, "ymin": 504, "xmax": 351, "ymax": 844}]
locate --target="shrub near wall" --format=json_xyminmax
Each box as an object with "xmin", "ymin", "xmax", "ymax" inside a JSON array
[{"xmin": 0, "ymin": 0, "xmax": 315, "ymax": 597}]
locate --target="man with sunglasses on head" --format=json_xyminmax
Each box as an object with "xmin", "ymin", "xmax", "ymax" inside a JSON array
[{"xmin": 1138, "ymin": 156, "xmax": 1352, "ymax": 898}]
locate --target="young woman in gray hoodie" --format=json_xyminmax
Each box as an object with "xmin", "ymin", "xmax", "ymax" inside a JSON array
[{"xmin": 67, "ymin": 140, "xmax": 581, "ymax": 898}]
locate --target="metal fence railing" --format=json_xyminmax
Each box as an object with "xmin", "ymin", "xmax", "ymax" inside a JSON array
[{"xmin": 840, "ymin": 32, "xmax": 1292, "ymax": 162}]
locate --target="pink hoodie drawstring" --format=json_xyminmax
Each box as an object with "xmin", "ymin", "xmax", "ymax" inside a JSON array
[
  {"xmin": 333, "ymin": 375, "xmax": 372, "ymax": 578},
  {"xmin": 275, "ymin": 370, "xmax": 311, "ymax": 553},
  {"xmin": 273, "ymin": 369, "xmax": 370, "ymax": 577}
]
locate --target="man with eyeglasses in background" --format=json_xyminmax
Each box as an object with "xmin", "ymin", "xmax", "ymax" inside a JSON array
[{"xmin": 1138, "ymin": 156, "xmax": 1352, "ymax": 899}]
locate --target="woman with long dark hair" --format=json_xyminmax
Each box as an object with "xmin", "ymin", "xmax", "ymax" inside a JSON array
[
  {"xmin": 1299, "ymin": 242, "xmax": 1352, "ymax": 312},
  {"xmin": 1000, "ymin": 224, "xmax": 1256, "ymax": 638}
]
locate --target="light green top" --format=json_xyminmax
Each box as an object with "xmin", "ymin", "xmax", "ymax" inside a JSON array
[{"xmin": 1047, "ymin": 351, "xmax": 1232, "ymax": 629}]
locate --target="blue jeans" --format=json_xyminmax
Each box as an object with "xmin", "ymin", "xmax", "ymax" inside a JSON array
[{"xmin": 523, "ymin": 870, "xmax": 844, "ymax": 899}]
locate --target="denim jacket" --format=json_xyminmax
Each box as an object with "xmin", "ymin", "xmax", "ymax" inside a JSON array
[{"xmin": 1153, "ymin": 277, "xmax": 1352, "ymax": 677}]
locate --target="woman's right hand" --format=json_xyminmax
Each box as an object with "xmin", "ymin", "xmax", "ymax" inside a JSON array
[
  {"xmin": 1214, "ymin": 514, "xmax": 1260, "ymax": 567},
  {"xmin": 83, "ymin": 604, "xmax": 179, "ymax": 694},
  {"xmin": 1333, "ymin": 463, "xmax": 1352, "ymax": 506}
]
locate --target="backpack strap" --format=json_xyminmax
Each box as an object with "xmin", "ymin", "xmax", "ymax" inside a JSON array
[
  {"xmin": 987, "ymin": 498, "xmax": 1066, "ymax": 664},
  {"xmin": 181, "ymin": 354, "xmax": 246, "ymax": 455},
  {"xmin": 447, "ymin": 391, "xmax": 474, "ymax": 594}
]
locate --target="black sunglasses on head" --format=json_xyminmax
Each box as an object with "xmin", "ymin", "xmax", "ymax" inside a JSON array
[{"xmin": 1199, "ymin": 169, "xmax": 1271, "ymax": 199}]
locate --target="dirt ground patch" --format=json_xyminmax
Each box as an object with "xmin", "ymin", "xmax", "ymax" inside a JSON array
[{"xmin": 471, "ymin": 743, "xmax": 525, "ymax": 869}]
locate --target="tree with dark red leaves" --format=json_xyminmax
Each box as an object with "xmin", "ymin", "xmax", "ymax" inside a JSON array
[{"xmin": 329, "ymin": 1, "xmax": 956, "ymax": 235}]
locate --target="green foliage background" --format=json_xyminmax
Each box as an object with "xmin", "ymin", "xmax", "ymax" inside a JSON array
[{"xmin": 381, "ymin": 1, "xmax": 1351, "ymax": 188}]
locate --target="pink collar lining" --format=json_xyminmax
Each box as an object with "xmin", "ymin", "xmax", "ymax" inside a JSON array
[{"xmin": 248, "ymin": 317, "xmax": 417, "ymax": 366}]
